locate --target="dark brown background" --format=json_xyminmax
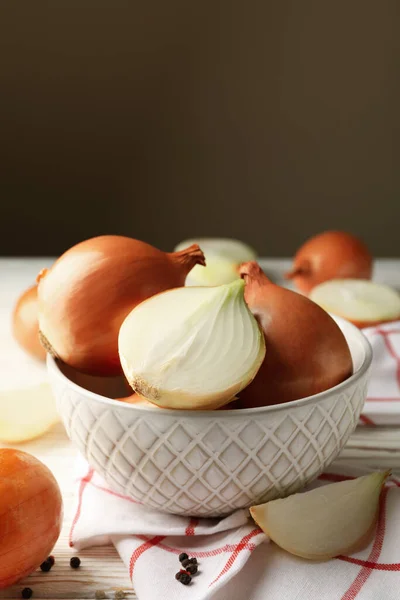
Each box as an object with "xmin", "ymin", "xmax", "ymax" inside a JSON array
[{"xmin": 0, "ymin": 1, "xmax": 399, "ymax": 257}]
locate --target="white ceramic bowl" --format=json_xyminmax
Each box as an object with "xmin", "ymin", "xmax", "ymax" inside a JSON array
[{"xmin": 48, "ymin": 317, "xmax": 372, "ymax": 517}]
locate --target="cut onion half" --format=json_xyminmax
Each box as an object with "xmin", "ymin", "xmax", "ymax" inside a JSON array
[
  {"xmin": 250, "ymin": 471, "xmax": 389, "ymax": 561},
  {"xmin": 118, "ymin": 279, "xmax": 265, "ymax": 409},
  {"xmin": 185, "ymin": 256, "xmax": 240, "ymax": 287},
  {"xmin": 175, "ymin": 238, "xmax": 257, "ymax": 264},
  {"xmin": 175, "ymin": 238, "xmax": 257, "ymax": 287},
  {"xmin": 310, "ymin": 279, "xmax": 400, "ymax": 328}
]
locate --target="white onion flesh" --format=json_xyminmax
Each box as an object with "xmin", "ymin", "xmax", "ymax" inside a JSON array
[
  {"xmin": 185, "ymin": 256, "xmax": 240, "ymax": 287},
  {"xmin": 0, "ymin": 383, "xmax": 59, "ymax": 443},
  {"xmin": 310, "ymin": 279, "xmax": 400, "ymax": 324},
  {"xmin": 250, "ymin": 471, "xmax": 389, "ymax": 561},
  {"xmin": 0, "ymin": 317, "xmax": 59, "ymax": 443},
  {"xmin": 118, "ymin": 279, "xmax": 265, "ymax": 409},
  {"xmin": 174, "ymin": 238, "xmax": 257, "ymax": 264}
]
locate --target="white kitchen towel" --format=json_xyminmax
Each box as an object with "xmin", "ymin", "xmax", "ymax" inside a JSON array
[{"xmin": 71, "ymin": 458, "xmax": 400, "ymax": 600}]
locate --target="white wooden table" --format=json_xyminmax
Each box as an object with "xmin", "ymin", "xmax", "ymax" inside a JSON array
[{"xmin": 1, "ymin": 257, "xmax": 399, "ymax": 600}]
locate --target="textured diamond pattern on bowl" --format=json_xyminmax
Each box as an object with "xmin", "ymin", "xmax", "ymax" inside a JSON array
[{"xmin": 51, "ymin": 363, "xmax": 368, "ymax": 516}]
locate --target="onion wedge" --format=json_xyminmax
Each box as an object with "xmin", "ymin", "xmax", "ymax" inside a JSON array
[{"xmin": 250, "ymin": 471, "xmax": 390, "ymax": 561}]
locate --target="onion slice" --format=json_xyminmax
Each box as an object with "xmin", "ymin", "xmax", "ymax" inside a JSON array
[
  {"xmin": 250, "ymin": 471, "xmax": 390, "ymax": 561},
  {"xmin": 310, "ymin": 279, "xmax": 400, "ymax": 328},
  {"xmin": 0, "ymin": 383, "xmax": 59, "ymax": 443},
  {"xmin": 118, "ymin": 279, "xmax": 265, "ymax": 409}
]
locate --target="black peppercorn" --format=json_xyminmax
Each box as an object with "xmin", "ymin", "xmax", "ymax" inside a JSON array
[
  {"xmin": 48, "ymin": 555, "xmax": 55, "ymax": 566},
  {"xmin": 186, "ymin": 563, "xmax": 198, "ymax": 575},
  {"xmin": 179, "ymin": 572, "xmax": 192, "ymax": 585},
  {"xmin": 189, "ymin": 557, "xmax": 198, "ymax": 565},
  {"xmin": 40, "ymin": 558, "xmax": 52, "ymax": 572},
  {"xmin": 181, "ymin": 558, "xmax": 192, "ymax": 568},
  {"xmin": 22, "ymin": 589, "xmax": 33, "ymax": 599},
  {"xmin": 179, "ymin": 552, "xmax": 189, "ymax": 563},
  {"xmin": 70, "ymin": 556, "xmax": 81, "ymax": 569},
  {"xmin": 175, "ymin": 571, "xmax": 183, "ymax": 581}
]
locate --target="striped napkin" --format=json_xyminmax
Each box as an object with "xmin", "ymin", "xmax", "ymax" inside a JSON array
[
  {"xmin": 360, "ymin": 321, "xmax": 400, "ymax": 426},
  {"xmin": 69, "ymin": 321, "xmax": 400, "ymax": 599},
  {"xmin": 71, "ymin": 459, "xmax": 400, "ymax": 600}
]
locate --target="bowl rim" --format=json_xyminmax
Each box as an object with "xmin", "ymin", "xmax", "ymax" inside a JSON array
[{"xmin": 47, "ymin": 316, "xmax": 372, "ymax": 418}]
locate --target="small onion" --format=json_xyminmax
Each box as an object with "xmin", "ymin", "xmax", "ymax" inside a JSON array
[
  {"xmin": 12, "ymin": 284, "xmax": 46, "ymax": 361},
  {"xmin": 238, "ymin": 262, "xmax": 353, "ymax": 407},
  {"xmin": 118, "ymin": 279, "xmax": 265, "ymax": 410},
  {"xmin": 285, "ymin": 231, "xmax": 373, "ymax": 294},
  {"xmin": 37, "ymin": 236, "xmax": 205, "ymax": 376},
  {"xmin": 0, "ymin": 449, "xmax": 63, "ymax": 588}
]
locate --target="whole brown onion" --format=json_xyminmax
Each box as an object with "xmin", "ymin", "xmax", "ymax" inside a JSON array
[
  {"xmin": 238, "ymin": 262, "xmax": 353, "ymax": 408},
  {"xmin": 285, "ymin": 231, "xmax": 373, "ymax": 294},
  {"xmin": 37, "ymin": 235, "xmax": 205, "ymax": 376},
  {"xmin": 0, "ymin": 449, "xmax": 62, "ymax": 588},
  {"xmin": 12, "ymin": 284, "xmax": 46, "ymax": 361}
]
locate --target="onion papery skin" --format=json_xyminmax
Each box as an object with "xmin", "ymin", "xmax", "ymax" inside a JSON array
[
  {"xmin": 0, "ymin": 449, "xmax": 63, "ymax": 588},
  {"xmin": 285, "ymin": 231, "xmax": 373, "ymax": 294},
  {"xmin": 37, "ymin": 236, "xmax": 205, "ymax": 376},
  {"xmin": 12, "ymin": 284, "xmax": 46, "ymax": 361},
  {"xmin": 238, "ymin": 261, "xmax": 353, "ymax": 408}
]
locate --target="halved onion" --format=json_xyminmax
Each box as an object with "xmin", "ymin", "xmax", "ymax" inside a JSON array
[
  {"xmin": 310, "ymin": 279, "xmax": 400, "ymax": 328},
  {"xmin": 175, "ymin": 238, "xmax": 256, "ymax": 287},
  {"xmin": 118, "ymin": 279, "xmax": 265, "ymax": 409},
  {"xmin": 250, "ymin": 471, "xmax": 389, "ymax": 561},
  {"xmin": 174, "ymin": 237, "xmax": 257, "ymax": 264},
  {"xmin": 185, "ymin": 256, "xmax": 240, "ymax": 287}
]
